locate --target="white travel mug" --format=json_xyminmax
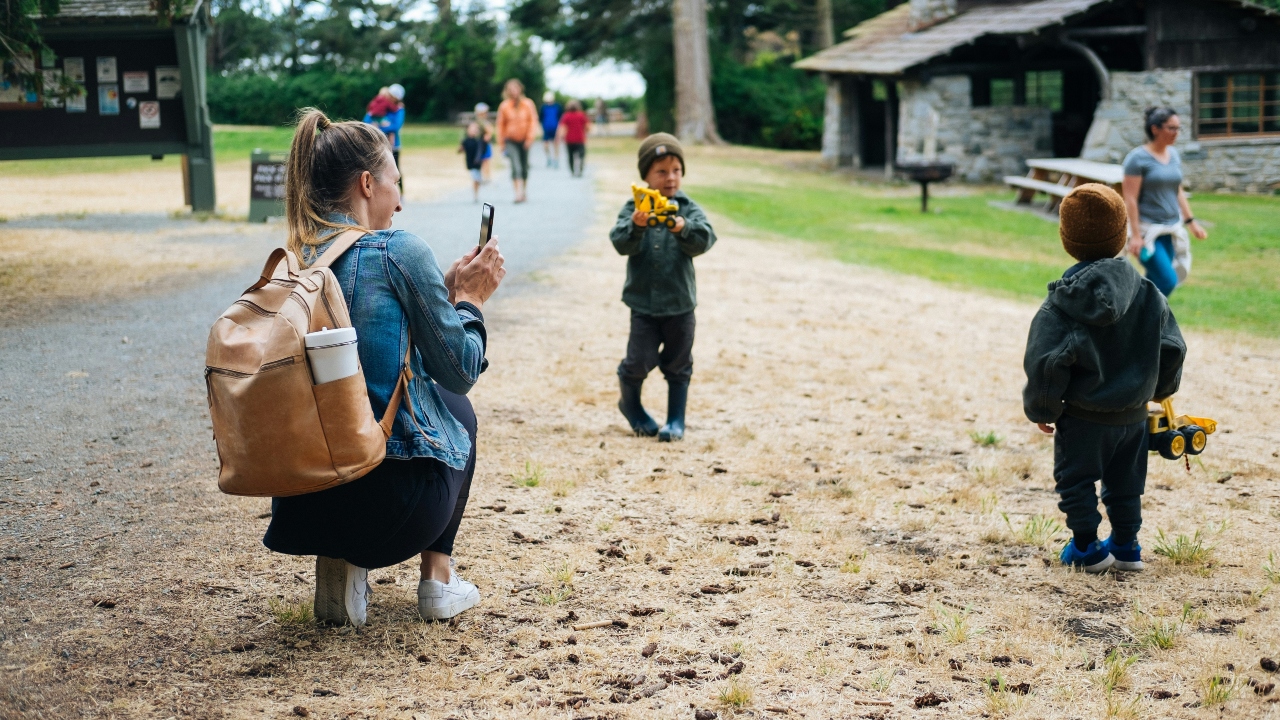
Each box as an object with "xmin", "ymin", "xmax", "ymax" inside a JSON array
[{"xmin": 304, "ymin": 327, "xmax": 359, "ymax": 384}]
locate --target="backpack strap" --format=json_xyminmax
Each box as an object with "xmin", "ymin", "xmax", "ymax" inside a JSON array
[
  {"xmin": 311, "ymin": 229, "xmax": 366, "ymax": 269},
  {"xmin": 248, "ymin": 247, "xmax": 301, "ymax": 291},
  {"xmin": 378, "ymin": 344, "xmax": 413, "ymax": 437}
]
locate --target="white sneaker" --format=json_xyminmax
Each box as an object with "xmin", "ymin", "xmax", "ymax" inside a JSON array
[
  {"xmin": 314, "ymin": 556, "xmax": 369, "ymax": 627},
  {"xmin": 417, "ymin": 559, "xmax": 480, "ymax": 621}
]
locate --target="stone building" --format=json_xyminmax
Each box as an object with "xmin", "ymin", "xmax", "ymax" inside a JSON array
[{"xmin": 795, "ymin": 0, "xmax": 1280, "ymax": 191}]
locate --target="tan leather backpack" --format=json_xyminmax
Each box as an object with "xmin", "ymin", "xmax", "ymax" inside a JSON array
[{"xmin": 205, "ymin": 231, "xmax": 410, "ymax": 497}]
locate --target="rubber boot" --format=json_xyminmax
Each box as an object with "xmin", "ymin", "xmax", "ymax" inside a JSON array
[
  {"xmin": 658, "ymin": 379, "xmax": 688, "ymax": 442},
  {"xmin": 618, "ymin": 377, "xmax": 659, "ymax": 437}
]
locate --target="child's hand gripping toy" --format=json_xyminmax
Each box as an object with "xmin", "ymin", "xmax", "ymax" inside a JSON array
[
  {"xmin": 632, "ymin": 184, "xmax": 680, "ymax": 229},
  {"xmin": 1148, "ymin": 397, "xmax": 1216, "ymax": 460}
]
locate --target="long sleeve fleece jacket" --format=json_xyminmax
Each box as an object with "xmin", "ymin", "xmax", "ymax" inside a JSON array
[
  {"xmin": 609, "ymin": 191, "xmax": 716, "ymax": 316},
  {"xmin": 1023, "ymin": 258, "xmax": 1186, "ymax": 426}
]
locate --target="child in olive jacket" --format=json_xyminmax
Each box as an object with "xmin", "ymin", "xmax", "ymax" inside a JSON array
[
  {"xmin": 1023, "ymin": 184, "xmax": 1186, "ymax": 573},
  {"xmin": 610, "ymin": 133, "xmax": 717, "ymax": 441}
]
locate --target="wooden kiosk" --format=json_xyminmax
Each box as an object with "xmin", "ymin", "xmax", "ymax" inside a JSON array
[{"xmin": 0, "ymin": 0, "xmax": 216, "ymax": 211}]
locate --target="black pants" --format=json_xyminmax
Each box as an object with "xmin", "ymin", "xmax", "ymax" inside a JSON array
[
  {"xmin": 505, "ymin": 140, "xmax": 529, "ymax": 181},
  {"xmin": 263, "ymin": 386, "xmax": 476, "ymax": 569},
  {"xmin": 567, "ymin": 143, "xmax": 585, "ymax": 176},
  {"xmin": 1053, "ymin": 413, "xmax": 1147, "ymax": 546},
  {"xmin": 618, "ymin": 310, "xmax": 695, "ymax": 384}
]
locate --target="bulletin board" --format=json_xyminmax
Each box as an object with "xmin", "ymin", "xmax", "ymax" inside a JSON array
[
  {"xmin": 0, "ymin": 7, "xmax": 216, "ymax": 211},
  {"xmin": 0, "ymin": 34, "xmax": 189, "ymax": 151}
]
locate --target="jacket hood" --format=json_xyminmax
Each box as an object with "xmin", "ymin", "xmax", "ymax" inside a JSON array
[{"xmin": 1046, "ymin": 258, "xmax": 1145, "ymax": 327}]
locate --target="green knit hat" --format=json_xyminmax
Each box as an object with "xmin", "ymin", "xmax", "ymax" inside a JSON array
[{"xmin": 637, "ymin": 133, "xmax": 685, "ymax": 178}]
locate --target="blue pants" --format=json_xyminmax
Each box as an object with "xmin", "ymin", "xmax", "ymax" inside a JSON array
[
  {"xmin": 1053, "ymin": 414, "xmax": 1148, "ymax": 546},
  {"xmin": 1141, "ymin": 234, "xmax": 1178, "ymax": 297}
]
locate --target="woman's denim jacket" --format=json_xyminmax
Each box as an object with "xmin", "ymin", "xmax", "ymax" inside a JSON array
[{"xmin": 305, "ymin": 219, "xmax": 487, "ymax": 470}]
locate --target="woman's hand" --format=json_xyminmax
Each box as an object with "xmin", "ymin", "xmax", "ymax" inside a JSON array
[
  {"xmin": 444, "ymin": 246, "xmax": 481, "ymax": 304},
  {"xmin": 451, "ymin": 240, "xmax": 506, "ymax": 309},
  {"xmin": 1037, "ymin": 423, "xmax": 1055, "ymax": 435},
  {"xmin": 1188, "ymin": 220, "xmax": 1208, "ymax": 240},
  {"xmin": 1127, "ymin": 233, "xmax": 1145, "ymax": 257}
]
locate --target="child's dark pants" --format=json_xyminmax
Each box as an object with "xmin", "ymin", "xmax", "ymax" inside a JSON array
[
  {"xmin": 1053, "ymin": 413, "xmax": 1148, "ymax": 546},
  {"xmin": 618, "ymin": 310, "xmax": 695, "ymax": 383}
]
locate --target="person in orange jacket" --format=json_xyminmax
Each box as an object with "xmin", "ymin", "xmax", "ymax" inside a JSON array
[{"xmin": 496, "ymin": 78, "xmax": 539, "ymax": 203}]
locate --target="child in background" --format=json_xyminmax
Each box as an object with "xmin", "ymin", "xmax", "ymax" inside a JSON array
[
  {"xmin": 1023, "ymin": 183, "xmax": 1186, "ymax": 574},
  {"xmin": 366, "ymin": 87, "xmax": 398, "ymax": 122},
  {"xmin": 474, "ymin": 102, "xmax": 494, "ymax": 183},
  {"xmin": 609, "ymin": 133, "xmax": 716, "ymax": 442},
  {"xmin": 558, "ymin": 99, "xmax": 589, "ymax": 177},
  {"xmin": 458, "ymin": 122, "xmax": 487, "ymax": 203},
  {"xmin": 540, "ymin": 91, "xmax": 562, "ymax": 168}
]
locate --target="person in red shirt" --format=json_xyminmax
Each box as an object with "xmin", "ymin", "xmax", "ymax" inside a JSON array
[{"xmin": 557, "ymin": 100, "xmax": 591, "ymax": 178}]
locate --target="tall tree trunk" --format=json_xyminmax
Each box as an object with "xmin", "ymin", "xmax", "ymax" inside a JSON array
[
  {"xmin": 672, "ymin": 0, "xmax": 722, "ymax": 144},
  {"xmin": 436, "ymin": 0, "xmax": 451, "ymax": 24},
  {"xmin": 816, "ymin": 0, "xmax": 835, "ymax": 49}
]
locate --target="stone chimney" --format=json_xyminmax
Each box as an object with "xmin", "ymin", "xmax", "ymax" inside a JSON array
[{"xmin": 909, "ymin": 0, "xmax": 957, "ymax": 29}]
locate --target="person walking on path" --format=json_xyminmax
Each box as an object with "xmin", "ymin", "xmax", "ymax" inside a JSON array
[
  {"xmin": 558, "ymin": 99, "xmax": 590, "ymax": 178},
  {"xmin": 496, "ymin": 79, "xmax": 538, "ymax": 203},
  {"xmin": 1024, "ymin": 184, "xmax": 1185, "ymax": 574},
  {"xmin": 474, "ymin": 102, "xmax": 495, "ymax": 184},
  {"xmin": 364, "ymin": 83, "xmax": 406, "ymax": 192},
  {"xmin": 1121, "ymin": 106, "xmax": 1208, "ymax": 297},
  {"xmin": 593, "ymin": 97, "xmax": 608, "ymax": 135},
  {"xmin": 610, "ymin": 133, "xmax": 717, "ymax": 442},
  {"xmin": 540, "ymin": 91, "xmax": 562, "ymax": 168},
  {"xmin": 459, "ymin": 122, "xmax": 487, "ymax": 202},
  {"xmin": 264, "ymin": 108, "xmax": 506, "ymax": 626}
]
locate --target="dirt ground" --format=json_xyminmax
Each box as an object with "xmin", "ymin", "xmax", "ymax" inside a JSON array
[
  {"xmin": 3, "ymin": 146, "xmax": 1280, "ymax": 719},
  {"xmin": 0, "ymin": 148, "xmax": 461, "ymax": 325}
]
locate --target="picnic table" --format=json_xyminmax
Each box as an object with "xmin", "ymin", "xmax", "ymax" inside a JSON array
[{"xmin": 1004, "ymin": 158, "xmax": 1124, "ymax": 213}]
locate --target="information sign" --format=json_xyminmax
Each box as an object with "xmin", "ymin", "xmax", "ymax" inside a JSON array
[{"xmin": 139, "ymin": 100, "xmax": 160, "ymax": 128}]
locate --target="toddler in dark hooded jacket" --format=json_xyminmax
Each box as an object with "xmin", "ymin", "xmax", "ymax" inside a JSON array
[{"xmin": 1023, "ymin": 183, "xmax": 1186, "ymax": 573}]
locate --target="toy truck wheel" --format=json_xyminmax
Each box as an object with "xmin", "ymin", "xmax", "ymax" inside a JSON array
[
  {"xmin": 664, "ymin": 217, "xmax": 676, "ymax": 229},
  {"xmin": 647, "ymin": 216, "xmax": 659, "ymax": 227},
  {"xmin": 1153, "ymin": 431, "xmax": 1185, "ymax": 460},
  {"xmin": 1181, "ymin": 425, "xmax": 1207, "ymax": 455}
]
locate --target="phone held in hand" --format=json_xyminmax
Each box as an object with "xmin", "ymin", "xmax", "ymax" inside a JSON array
[{"xmin": 479, "ymin": 203, "xmax": 495, "ymax": 248}]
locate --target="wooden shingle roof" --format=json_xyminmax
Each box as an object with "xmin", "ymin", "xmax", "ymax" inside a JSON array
[{"xmin": 794, "ymin": 0, "xmax": 1109, "ymax": 74}]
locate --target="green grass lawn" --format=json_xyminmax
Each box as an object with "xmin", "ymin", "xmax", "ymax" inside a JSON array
[
  {"xmin": 688, "ymin": 170, "xmax": 1280, "ymax": 337},
  {"xmin": 0, "ymin": 123, "xmax": 461, "ymax": 176}
]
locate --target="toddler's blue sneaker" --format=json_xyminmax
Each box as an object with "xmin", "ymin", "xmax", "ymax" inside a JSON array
[
  {"xmin": 1103, "ymin": 537, "xmax": 1144, "ymax": 572},
  {"xmin": 1060, "ymin": 540, "xmax": 1115, "ymax": 573}
]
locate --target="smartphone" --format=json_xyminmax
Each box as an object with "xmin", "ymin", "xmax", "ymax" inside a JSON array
[{"xmin": 478, "ymin": 203, "xmax": 495, "ymax": 248}]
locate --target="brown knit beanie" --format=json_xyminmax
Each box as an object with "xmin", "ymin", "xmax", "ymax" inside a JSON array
[
  {"xmin": 1058, "ymin": 183, "xmax": 1128, "ymax": 262},
  {"xmin": 637, "ymin": 133, "xmax": 685, "ymax": 178}
]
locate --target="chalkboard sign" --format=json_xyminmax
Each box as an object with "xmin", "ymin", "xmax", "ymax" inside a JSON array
[{"xmin": 249, "ymin": 151, "xmax": 287, "ymax": 222}]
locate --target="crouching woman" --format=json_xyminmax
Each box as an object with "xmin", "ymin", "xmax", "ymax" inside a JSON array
[{"xmin": 263, "ymin": 108, "xmax": 505, "ymax": 626}]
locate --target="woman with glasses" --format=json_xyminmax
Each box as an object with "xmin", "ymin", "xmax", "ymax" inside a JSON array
[{"xmin": 1121, "ymin": 106, "xmax": 1209, "ymax": 296}]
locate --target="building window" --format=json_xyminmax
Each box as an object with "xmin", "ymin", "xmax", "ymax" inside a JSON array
[
  {"xmin": 990, "ymin": 78, "xmax": 1016, "ymax": 106},
  {"xmin": 1197, "ymin": 73, "xmax": 1280, "ymax": 137},
  {"xmin": 970, "ymin": 72, "xmax": 1062, "ymax": 110},
  {"xmin": 1025, "ymin": 71, "xmax": 1063, "ymax": 111}
]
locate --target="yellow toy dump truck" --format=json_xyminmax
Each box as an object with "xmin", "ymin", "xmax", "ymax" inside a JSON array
[
  {"xmin": 1148, "ymin": 398, "xmax": 1216, "ymax": 460},
  {"xmin": 631, "ymin": 184, "xmax": 680, "ymax": 229}
]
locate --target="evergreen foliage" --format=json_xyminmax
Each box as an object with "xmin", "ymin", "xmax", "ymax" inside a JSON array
[
  {"xmin": 510, "ymin": 0, "xmax": 884, "ymax": 148},
  {"xmin": 206, "ymin": 0, "xmax": 546, "ymax": 125}
]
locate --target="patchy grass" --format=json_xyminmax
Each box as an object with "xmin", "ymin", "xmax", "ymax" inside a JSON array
[
  {"xmin": 268, "ymin": 597, "xmax": 315, "ymax": 627},
  {"xmin": 515, "ymin": 460, "xmax": 545, "ymax": 487},
  {"xmin": 686, "ymin": 151, "xmax": 1280, "ymax": 336},
  {"xmin": 1151, "ymin": 528, "xmax": 1214, "ymax": 566}
]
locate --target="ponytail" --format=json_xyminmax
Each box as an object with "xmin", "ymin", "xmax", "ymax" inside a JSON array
[{"xmin": 285, "ymin": 107, "xmax": 392, "ymax": 266}]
